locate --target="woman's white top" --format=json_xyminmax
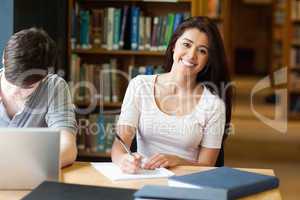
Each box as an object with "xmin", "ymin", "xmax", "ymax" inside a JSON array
[{"xmin": 118, "ymin": 75, "xmax": 225, "ymax": 161}]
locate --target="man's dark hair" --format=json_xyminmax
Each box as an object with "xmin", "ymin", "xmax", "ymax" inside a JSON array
[{"xmin": 3, "ymin": 27, "xmax": 57, "ymax": 87}]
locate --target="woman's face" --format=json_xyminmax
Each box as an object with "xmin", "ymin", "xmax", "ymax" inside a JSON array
[{"xmin": 172, "ymin": 28, "xmax": 209, "ymax": 77}]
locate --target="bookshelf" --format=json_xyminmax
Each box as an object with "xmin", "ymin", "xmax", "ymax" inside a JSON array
[
  {"xmin": 67, "ymin": 0, "xmax": 207, "ymax": 160},
  {"xmin": 271, "ymin": 0, "xmax": 286, "ymax": 74},
  {"xmin": 288, "ymin": 0, "xmax": 300, "ymax": 118},
  {"xmin": 73, "ymin": 48, "xmax": 165, "ymax": 56},
  {"xmin": 271, "ymin": 0, "xmax": 300, "ymax": 119},
  {"xmin": 201, "ymin": 0, "xmax": 232, "ymax": 73}
]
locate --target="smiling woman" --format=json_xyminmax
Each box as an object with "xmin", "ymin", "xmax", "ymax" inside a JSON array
[
  {"xmin": 111, "ymin": 16, "xmax": 233, "ymax": 174},
  {"xmin": 172, "ymin": 29, "xmax": 209, "ymax": 77}
]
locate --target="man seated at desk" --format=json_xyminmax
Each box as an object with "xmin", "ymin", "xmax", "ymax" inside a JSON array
[{"xmin": 0, "ymin": 27, "xmax": 77, "ymax": 167}]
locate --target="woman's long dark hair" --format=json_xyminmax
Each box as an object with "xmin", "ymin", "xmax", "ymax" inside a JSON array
[{"xmin": 164, "ymin": 16, "xmax": 233, "ymax": 141}]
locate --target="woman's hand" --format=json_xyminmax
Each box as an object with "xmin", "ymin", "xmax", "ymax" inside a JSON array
[
  {"xmin": 143, "ymin": 153, "xmax": 183, "ymax": 170},
  {"xmin": 119, "ymin": 153, "xmax": 143, "ymax": 174}
]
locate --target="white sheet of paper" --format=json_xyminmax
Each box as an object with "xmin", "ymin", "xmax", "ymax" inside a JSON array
[{"xmin": 91, "ymin": 162, "xmax": 174, "ymax": 181}]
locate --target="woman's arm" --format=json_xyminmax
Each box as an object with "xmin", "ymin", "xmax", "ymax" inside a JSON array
[
  {"xmin": 111, "ymin": 125, "xmax": 135, "ymax": 164},
  {"xmin": 143, "ymin": 147, "xmax": 219, "ymax": 169},
  {"xmin": 111, "ymin": 125, "xmax": 142, "ymax": 173}
]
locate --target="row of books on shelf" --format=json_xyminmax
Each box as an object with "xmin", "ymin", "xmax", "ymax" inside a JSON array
[
  {"xmin": 272, "ymin": 41, "xmax": 283, "ymax": 57},
  {"xmin": 273, "ymin": 2, "xmax": 286, "ymax": 25},
  {"xmin": 292, "ymin": 25, "xmax": 300, "ymax": 45},
  {"xmin": 290, "ymin": 71, "xmax": 300, "ymax": 91},
  {"xmin": 77, "ymin": 113, "xmax": 119, "ymax": 154},
  {"xmin": 291, "ymin": 0, "xmax": 300, "ymax": 21},
  {"xmin": 207, "ymin": 0, "xmax": 222, "ymax": 19},
  {"xmin": 273, "ymin": 27, "xmax": 283, "ymax": 40},
  {"xmin": 70, "ymin": 54, "xmax": 119, "ymax": 103},
  {"xmin": 290, "ymin": 47, "xmax": 300, "ymax": 68},
  {"xmin": 70, "ymin": 54, "xmax": 165, "ymax": 103},
  {"xmin": 71, "ymin": 4, "xmax": 190, "ymax": 51},
  {"xmin": 128, "ymin": 64, "xmax": 165, "ymax": 79},
  {"xmin": 290, "ymin": 93, "xmax": 300, "ymax": 112}
]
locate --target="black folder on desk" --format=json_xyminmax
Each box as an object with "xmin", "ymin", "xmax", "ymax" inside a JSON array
[{"xmin": 22, "ymin": 181, "xmax": 136, "ymax": 200}]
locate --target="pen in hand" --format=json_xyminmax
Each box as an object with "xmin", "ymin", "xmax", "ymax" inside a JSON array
[
  {"xmin": 115, "ymin": 134, "xmax": 133, "ymax": 155},
  {"xmin": 115, "ymin": 134, "xmax": 144, "ymax": 172}
]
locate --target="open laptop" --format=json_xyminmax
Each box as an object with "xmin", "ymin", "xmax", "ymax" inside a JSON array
[{"xmin": 0, "ymin": 128, "xmax": 60, "ymax": 190}]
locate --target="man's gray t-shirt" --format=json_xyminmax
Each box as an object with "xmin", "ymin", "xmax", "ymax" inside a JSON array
[{"xmin": 0, "ymin": 74, "xmax": 77, "ymax": 134}]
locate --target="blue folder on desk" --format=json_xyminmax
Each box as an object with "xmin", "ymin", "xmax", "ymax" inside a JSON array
[
  {"xmin": 134, "ymin": 185, "xmax": 227, "ymax": 200},
  {"xmin": 167, "ymin": 167, "xmax": 279, "ymax": 200}
]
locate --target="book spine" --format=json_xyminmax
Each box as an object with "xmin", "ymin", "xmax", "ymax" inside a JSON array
[
  {"xmin": 101, "ymin": 8, "xmax": 108, "ymax": 49},
  {"xmin": 128, "ymin": 65, "xmax": 133, "ymax": 80},
  {"xmin": 75, "ymin": 2, "xmax": 81, "ymax": 49},
  {"xmin": 70, "ymin": 54, "xmax": 78, "ymax": 85},
  {"xmin": 154, "ymin": 65, "xmax": 164, "ymax": 74},
  {"xmin": 173, "ymin": 13, "xmax": 183, "ymax": 33},
  {"xmin": 73, "ymin": 54, "xmax": 81, "ymax": 101},
  {"xmin": 78, "ymin": 64, "xmax": 86, "ymax": 101},
  {"xmin": 80, "ymin": 10, "xmax": 90, "ymax": 49},
  {"xmin": 110, "ymin": 58, "xmax": 119, "ymax": 102},
  {"xmin": 71, "ymin": 5, "xmax": 77, "ymax": 49},
  {"xmin": 183, "ymin": 12, "xmax": 191, "ymax": 20},
  {"xmin": 119, "ymin": 5, "xmax": 129, "ymax": 49},
  {"xmin": 165, "ymin": 13, "xmax": 175, "ymax": 46},
  {"xmin": 89, "ymin": 64, "xmax": 95, "ymax": 101},
  {"xmin": 102, "ymin": 63, "xmax": 112, "ymax": 102},
  {"xmin": 128, "ymin": 65, "xmax": 139, "ymax": 79},
  {"xmin": 93, "ymin": 66, "xmax": 102, "ymax": 101},
  {"xmin": 107, "ymin": 7, "xmax": 115, "ymax": 50},
  {"xmin": 145, "ymin": 16, "xmax": 152, "ymax": 50},
  {"xmin": 139, "ymin": 66, "xmax": 146, "ymax": 75},
  {"xmin": 84, "ymin": 63, "xmax": 91, "ymax": 101},
  {"xmin": 113, "ymin": 8, "xmax": 121, "ymax": 50},
  {"xmin": 208, "ymin": 0, "xmax": 217, "ymax": 18},
  {"xmin": 298, "ymin": 1, "xmax": 300, "ymax": 20},
  {"xmin": 217, "ymin": 0, "xmax": 222, "ymax": 18},
  {"xmin": 139, "ymin": 14, "xmax": 145, "ymax": 50},
  {"xmin": 145, "ymin": 65, "xmax": 154, "ymax": 75},
  {"xmin": 159, "ymin": 16, "xmax": 167, "ymax": 51},
  {"xmin": 131, "ymin": 6, "xmax": 140, "ymax": 50},
  {"xmin": 151, "ymin": 16, "xmax": 159, "ymax": 51},
  {"xmin": 89, "ymin": 114, "xmax": 99, "ymax": 152},
  {"xmin": 104, "ymin": 115, "xmax": 118, "ymax": 153},
  {"xmin": 77, "ymin": 116, "xmax": 88, "ymax": 150},
  {"xmin": 84, "ymin": 115, "xmax": 91, "ymax": 152},
  {"xmin": 155, "ymin": 16, "xmax": 162, "ymax": 51},
  {"xmin": 105, "ymin": 124, "xmax": 114, "ymax": 153},
  {"xmin": 97, "ymin": 113, "xmax": 106, "ymax": 152},
  {"xmin": 91, "ymin": 9, "xmax": 100, "ymax": 47},
  {"xmin": 291, "ymin": 48, "xmax": 296, "ymax": 68}
]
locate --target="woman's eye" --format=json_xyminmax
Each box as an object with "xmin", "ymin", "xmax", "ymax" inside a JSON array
[
  {"xmin": 182, "ymin": 42, "xmax": 190, "ymax": 48},
  {"xmin": 198, "ymin": 48, "xmax": 207, "ymax": 55}
]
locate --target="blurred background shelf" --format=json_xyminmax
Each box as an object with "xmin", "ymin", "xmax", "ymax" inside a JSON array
[
  {"xmin": 73, "ymin": 48, "xmax": 165, "ymax": 56},
  {"xmin": 75, "ymin": 101, "xmax": 122, "ymax": 108}
]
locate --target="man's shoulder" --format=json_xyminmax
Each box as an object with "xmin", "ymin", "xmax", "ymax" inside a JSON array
[
  {"xmin": 44, "ymin": 74, "xmax": 68, "ymax": 88},
  {"xmin": 45, "ymin": 74, "xmax": 66, "ymax": 83}
]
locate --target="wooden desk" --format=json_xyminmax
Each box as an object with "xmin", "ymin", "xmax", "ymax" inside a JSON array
[{"xmin": 0, "ymin": 162, "xmax": 282, "ymax": 200}]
